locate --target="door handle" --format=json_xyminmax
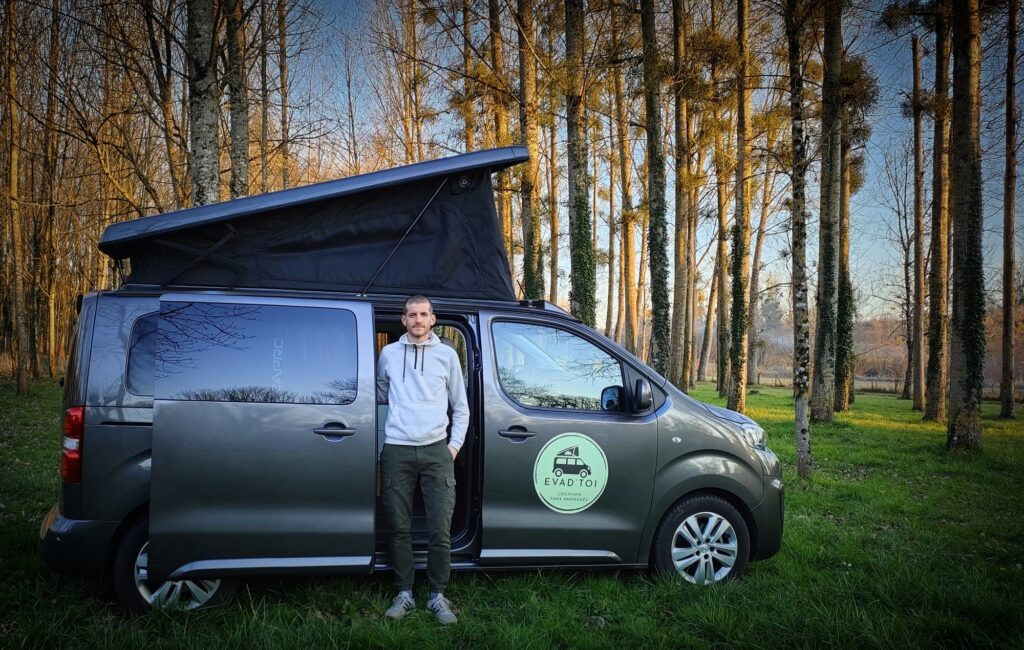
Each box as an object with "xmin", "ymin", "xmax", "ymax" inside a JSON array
[
  {"xmin": 313, "ymin": 425, "xmax": 356, "ymax": 438},
  {"xmin": 498, "ymin": 427, "xmax": 536, "ymax": 439}
]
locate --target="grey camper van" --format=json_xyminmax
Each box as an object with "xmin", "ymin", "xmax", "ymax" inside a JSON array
[{"xmin": 39, "ymin": 147, "xmax": 783, "ymax": 614}]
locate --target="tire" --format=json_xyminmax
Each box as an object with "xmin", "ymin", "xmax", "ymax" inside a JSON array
[
  {"xmin": 580, "ymin": 469, "xmax": 589, "ymax": 478},
  {"xmin": 112, "ymin": 518, "xmax": 238, "ymax": 615},
  {"xmin": 554, "ymin": 468, "xmax": 563, "ymax": 477},
  {"xmin": 651, "ymin": 494, "xmax": 750, "ymax": 585}
]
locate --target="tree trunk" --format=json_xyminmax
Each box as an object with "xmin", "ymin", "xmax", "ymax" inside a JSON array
[
  {"xmin": 835, "ymin": 140, "xmax": 854, "ymax": 411},
  {"xmin": 227, "ymin": 0, "xmax": 249, "ymax": 199},
  {"xmin": 488, "ymin": 0, "xmax": 514, "ymax": 268},
  {"xmin": 278, "ymin": 0, "xmax": 290, "ymax": 186},
  {"xmin": 613, "ymin": 24, "xmax": 637, "ymax": 352},
  {"xmin": 548, "ymin": 120, "xmax": 560, "ymax": 304},
  {"xmin": 811, "ymin": 0, "xmax": 843, "ymax": 422},
  {"xmin": 606, "ymin": 111, "xmax": 617, "ymax": 335},
  {"xmin": 925, "ymin": 9, "xmax": 950, "ymax": 422},
  {"xmin": 7, "ymin": 0, "xmax": 29, "ymax": 395},
  {"xmin": 947, "ymin": 0, "xmax": 984, "ymax": 451},
  {"xmin": 260, "ymin": 0, "xmax": 270, "ymax": 192},
  {"xmin": 786, "ymin": 0, "xmax": 811, "ymax": 479},
  {"xmin": 698, "ymin": 268, "xmax": 719, "ymax": 383},
  {"xmin": 747, "ymin": 158, "xmax": 775, "ymax": 387},
  {"xmin": 728, "ymin": 0, "xmax": 752, "ymax": 413},
  {"xmin": 670, "ymin": 0, "xmax": 691, "ymax": 390},
  {"xmin": 640, "ymin": 0, "xmax": 670, "ymax": 375},
  {"xmin": 44, "ymin": 0, "xmax": 60, "ymax": 378},
  {"xmin": 1001, "ymin": 0, "xmax": 1017, "ymax": 419},
  {"xmin": 518, "ymin": 0, "xmax": 544, "ymax": 299},
  {"xmin": 714, "ymin": 127, "xmax": 730, "ymax": 397},
  {"xmin": 911, "ymin": 36, "xmax": 926, "ymax": 412},
  {"xmin": 187, "ymin": 0, "xmax": 220, "ymax": 205},
  {"xmin": 463, "ymin": 0, "xmax": 476, "ymax": 151},
  {"xmin": 566, "ymin": 0, "xmax": 595, "ymax": 324}
]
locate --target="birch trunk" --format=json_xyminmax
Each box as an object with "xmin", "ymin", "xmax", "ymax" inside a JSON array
[
  {"xmin": 186, "ymin": 0, "xmax": 219, "ymax": 205},
  {"xmin": 786, "ymin": 0, "xmax": 811, "ymax": 478},
  {"xmin": 227, "ymin": 0, "xmax": 249, "ymax": 198}
]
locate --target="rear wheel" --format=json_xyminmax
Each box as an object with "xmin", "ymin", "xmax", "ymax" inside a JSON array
[
  {"xmin": 651, "ymin": 494, "xmax": 750, "ymax": 585},
  {"xmin": 112, "ymin": 518, "xmax": 238, "ymax": 615}
]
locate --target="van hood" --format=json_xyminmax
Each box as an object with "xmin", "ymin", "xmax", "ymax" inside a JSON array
[{"xmin": 700, "ymin": 402, "xmax": 756, "ymax": 426}]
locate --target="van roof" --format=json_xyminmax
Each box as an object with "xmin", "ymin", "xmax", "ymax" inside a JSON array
[{"xmin": 98, "ymin": 148, "xmax": 528, "ymax": 302}]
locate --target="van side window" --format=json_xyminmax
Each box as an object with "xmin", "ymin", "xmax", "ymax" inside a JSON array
[
  {"xmin": 126, "ymin": 313, "xmax": 158, "ymax": 396},
  {"xmin": 492, "ymin": 321, "xmax": 623, "ymax": 411},
  {"xmin": 155, "ymin": 302, "xmax": 358, "ymax": 404}
]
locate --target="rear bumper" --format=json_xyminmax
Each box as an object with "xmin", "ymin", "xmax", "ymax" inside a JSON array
[
  {"xmin": 751, "ymin": 477, "xmax": 784, "ymax": 560},
  {"xmin": 38, "ymin": 504, "xmax": 118, "ymax": 577}
]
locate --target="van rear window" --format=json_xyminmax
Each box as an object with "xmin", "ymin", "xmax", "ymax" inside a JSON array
[
  {"xmin": 155, "ymin": 302, "xmax": 358, "ymax": 404},
  {"xmin": 126, "ymin": 313, "xmax": 158, "ymax": 396}
]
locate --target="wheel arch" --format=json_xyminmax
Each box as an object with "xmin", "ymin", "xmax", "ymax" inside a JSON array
[{"xmin": 637, "ymin": 454, "xmax": 763, "ymax": 565}]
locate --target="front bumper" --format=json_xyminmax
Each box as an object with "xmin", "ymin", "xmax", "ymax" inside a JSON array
[
  {"xmin": 750, "ymin": 476, "xmax": 784, "ymax": 560},
  {"xmin": 38, "ymin": 504, "xmax": 118, "ymax": 577}
]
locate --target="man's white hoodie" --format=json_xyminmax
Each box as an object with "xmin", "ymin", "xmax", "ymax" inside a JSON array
[{"xmin": 376, "ymin": 332, "xmax": 469, "ymax": 451}]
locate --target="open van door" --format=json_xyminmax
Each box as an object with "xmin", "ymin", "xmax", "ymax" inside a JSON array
[{"xmin": 148, "ymin": 295, "xmax": 377, "ymax": 583}]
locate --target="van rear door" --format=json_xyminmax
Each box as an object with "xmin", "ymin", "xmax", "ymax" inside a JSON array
[{"xmin": 148, "ymin": 295, "xmax": 376, "ymax": 583}]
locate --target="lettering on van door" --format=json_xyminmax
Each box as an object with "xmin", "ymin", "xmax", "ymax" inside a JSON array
[{"xmin": 532, "ymin": 433, "xmax": 608, "ymax": 513}]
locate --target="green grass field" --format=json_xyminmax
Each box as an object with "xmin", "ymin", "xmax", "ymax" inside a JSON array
[{"xmin": 1, "ymin": 379, "xmax": 1022, "ymax": 648}]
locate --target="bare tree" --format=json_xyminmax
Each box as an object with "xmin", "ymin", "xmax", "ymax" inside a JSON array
[
  {"xmin": 186, "ymin": 0, "xmax": 220, "ymax": 204},
  {"xmin": 518, "ymin": 0, "xmax": 544, "ymax": 299},
  {"xmin": 1001, "ymin": 0, "xmax": 1017, "ymax": 419},
  {"xmin": 566, "ymin": 0, "xmax": 595, "ymax": 324},
  {"xmin": 785, "ymin": 0, "xmax": 815, "ymax": 479},
  {"xmin": 910, "ymin": 35, "xmax": 926, "ymax": 412},
  {"xmin": 946, "ymin": 0, "xmax": 984, "ymax": 451},
  {"xmin": 811, "ymin": 0, "xmax": 843, "ymax": 422}
]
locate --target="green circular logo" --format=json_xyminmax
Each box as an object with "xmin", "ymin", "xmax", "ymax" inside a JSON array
[{"xmin": 533, "ymin": 433, "xmax": 609, "ymax": 514}]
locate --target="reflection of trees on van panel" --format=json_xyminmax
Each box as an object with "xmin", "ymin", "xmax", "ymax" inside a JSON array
[
  {"xmin": 498, "ymin": 368, "xmax": 602, "ymax": 410},
  {"xmin": 493, "ymin": 322, "xmax": 621, "ymax": 411},
  {"xmin": 156, "ymin": 302, "xmax": 359, "ymax": 405},
  {"xmin": 156, "ymin": 302, "xmax": 261, "ymax": 379},
  {"xmin": 175, "ymin": 378, "xmax": 357, "ymax": 404}
]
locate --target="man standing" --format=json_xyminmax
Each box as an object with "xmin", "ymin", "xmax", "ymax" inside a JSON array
[{"xmin": 376, "ymin": 295, "xmax": 468, "ymax": 625}]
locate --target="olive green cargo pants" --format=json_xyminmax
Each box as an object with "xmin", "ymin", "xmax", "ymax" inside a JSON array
[{"xmin": 380, "ymin": 440, "xmax": 456, "ymax": 593}]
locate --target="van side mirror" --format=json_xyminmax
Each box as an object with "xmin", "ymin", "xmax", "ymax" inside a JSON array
[
  {"xmin": 633, "ymin": 378, "xmax": 653, "ymax": 412},
  {"xmin": 601, "ymin": 385, "xmax": 624, "ymax": 411}
]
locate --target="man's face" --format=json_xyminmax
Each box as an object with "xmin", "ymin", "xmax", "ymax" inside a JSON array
[{"xmin": 401, "ymin": 300, "xmax": 436, "ymax": 341}]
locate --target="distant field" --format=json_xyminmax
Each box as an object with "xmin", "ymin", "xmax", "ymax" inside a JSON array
[{"xmin": 1, "ymin": 380, "xmax": 1022, "ymax": 648}]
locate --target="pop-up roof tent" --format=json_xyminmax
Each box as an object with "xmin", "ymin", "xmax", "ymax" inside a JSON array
[{"xmin": 99, "ymin": 147, "xmax": 528, "ymax": 302}]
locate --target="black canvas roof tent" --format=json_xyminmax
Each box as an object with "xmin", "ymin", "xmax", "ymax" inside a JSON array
[{"xmin": 100, "ymin": 146, "xmax": 528, "ymax": 302}]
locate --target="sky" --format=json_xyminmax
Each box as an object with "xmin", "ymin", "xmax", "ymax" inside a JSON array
[{"xmin": 301, "ymin": 0, "xmax": 1022, "ymax": 324}]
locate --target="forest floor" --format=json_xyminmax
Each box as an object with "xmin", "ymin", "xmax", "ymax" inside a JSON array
[{"xmin": 1, "ymin": 379, "xmax": 1022, "ymax": 648}]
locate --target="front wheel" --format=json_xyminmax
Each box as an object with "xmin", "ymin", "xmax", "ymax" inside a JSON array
[
  {"xmin": 112, "ymin": 518, "xmax": 238, "ymax": 615},
  {"xmin": 651, "ymin": 494, "xmax": 750, "ymax": 585}
]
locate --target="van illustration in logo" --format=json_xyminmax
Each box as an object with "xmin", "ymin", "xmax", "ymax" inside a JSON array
[{"xmin": 552, "ymin": 446, "xmax": 591, "ymax": 478}]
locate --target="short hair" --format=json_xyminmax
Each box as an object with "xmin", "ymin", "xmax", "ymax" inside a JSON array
[{"xmin": 403, "ymin": 295, "xmax": 434, "ymax": 315}]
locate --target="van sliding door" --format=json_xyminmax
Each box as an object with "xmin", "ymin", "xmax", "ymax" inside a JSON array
[{"xmin": 148, "ymin": 295, "xmax": 376, "ymax": 583}]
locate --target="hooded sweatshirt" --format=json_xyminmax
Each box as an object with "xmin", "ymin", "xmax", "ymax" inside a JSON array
[{"xmin": 376, "ymin": 331, "xmax": 469, "ymax": 451}]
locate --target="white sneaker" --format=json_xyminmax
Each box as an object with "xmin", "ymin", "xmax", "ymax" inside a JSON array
[
  {"xmin": 384, "ymin": 592, "xmax": 415, "ymax": 620},
  {"xmin": 427, "ymin": 594, "xmax": 458, "ymax": 625}
]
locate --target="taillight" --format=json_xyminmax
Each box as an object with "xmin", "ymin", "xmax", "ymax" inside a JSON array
[{"xmin": 60, "ymin": 407, "xmax": 84, "ymax": 483}]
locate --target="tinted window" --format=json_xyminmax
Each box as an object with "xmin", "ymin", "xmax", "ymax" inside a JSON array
[
  {"xmin": 126, "ymin": 313, "xmax": 158, "ymax": 396},
  {"xmin": 492, "ymin": 321, "xmax": 622, "ymax": 411},
  {"xmin": 156, "ymin": 302, "xmax": 358, "ymax": 404}
]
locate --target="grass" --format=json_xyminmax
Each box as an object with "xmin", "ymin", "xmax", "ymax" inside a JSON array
[{"xmin": 1, "ymin": 378, "xmax": 1022, "ymax": 648}]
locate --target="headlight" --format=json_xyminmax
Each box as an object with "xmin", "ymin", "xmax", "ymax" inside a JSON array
[{"xmin": 740, "ymin": 423, "xmax": 766, "ymax": 450}]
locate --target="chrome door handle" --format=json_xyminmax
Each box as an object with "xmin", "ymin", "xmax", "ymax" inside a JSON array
[
  {"xmin": 313, "ymin": 426, "xmax": 356, "ymax": 437},
  {"xmin": 498, "ymin": 428, "xmax": 536, "ymax": 439}
]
